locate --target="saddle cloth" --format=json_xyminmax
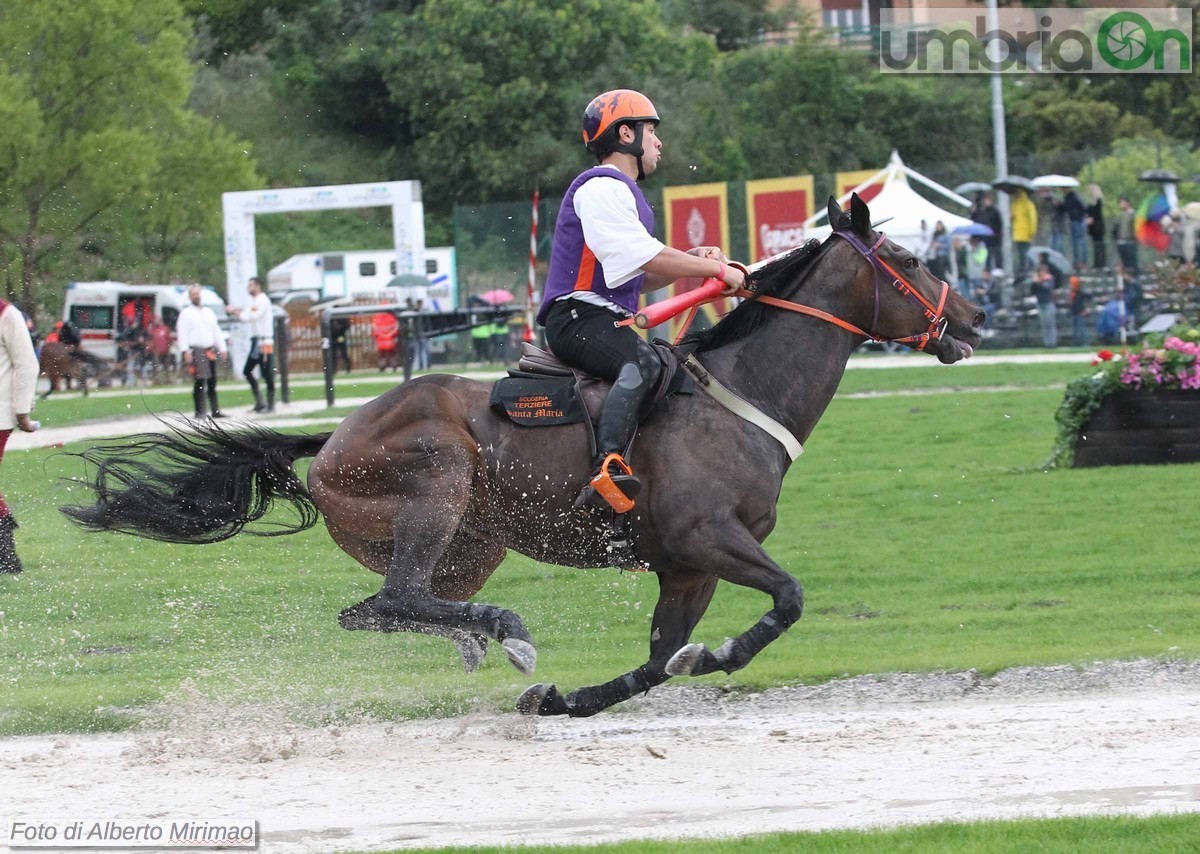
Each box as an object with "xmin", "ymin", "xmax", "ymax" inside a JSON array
[{"xmin": 488, "ymin": 342, "xmax": 691, "ymax": 429}]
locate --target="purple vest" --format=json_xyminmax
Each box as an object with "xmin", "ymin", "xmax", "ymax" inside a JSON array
[{"xmin": 538, "ymin": 167, "xmax": 656, "ymax": 325}]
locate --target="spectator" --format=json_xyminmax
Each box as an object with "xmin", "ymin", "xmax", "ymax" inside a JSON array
[
  {"xmin": 228, "ymin": 276, "xmax": 275, "ymax": 412},
  {"xmin": 329, "ymin": 316, "xmax": 352, "ymax": 374},
  {"xmin": 1086, "ymin": 184, "xmax": 1106, "ymax": 270},
  {"xmin": 965, "ymin": 235, "xmax": 989, "ymax": 300},
  {"xmin": 972, "ymin": 193, "xmax": 1003, "ymax": 270},
  {"xmin": 1031, "ymin": 258, "xmax": 1059, "ymax": 348},
  {"xmin": 176, "ymin": 285, "xmax": 227, "ymax": 419},
  {"xmin": 372, "ymin": 311, "xmax": 401, "ymax": 372},
  {"xmin": 927, "ymin": 221, "xmax": 952, "ymax": 282},
  {"xmin": 409, "ymin": 299, "xmax": 430, "ymax": 371},
  {"xmin": 1042, "ymin": 190, "xmax": 1066, "ymax": 254},
  {"xmin": 146, "ymin": 315, "xmax": 173, "ymax": 378},
  {"xmin": 1096, "ymin": 297, "xmax": 1125, "ymax": 345},
  {"xmin": 914, "ymin": 219, "xmax": 932, "ymax": 262},
  {"xmin": 0, "ymin": 295, "xmax": 38, "ymax": 573},
  {"xmin": 117, "ymin": 317, "xmax": 149, "ymax": 387},
  {"xmin": 470, "ymin": 318, "xmax": 492, "ymax": 363},
  {"xmin": 1112, "ymin": 197, "xmax": 1140, "ymax": 318},
  {"xmin": 1069, "ymin": 274, "xmax": 1089, "ymax": 346},
  {"xmin": 489, "ymin": 316, "xmax": 509, "ymax": 364},
  {"xmin": 1010, "ymin": 188, "xmax": 1037, "ymax": 278},
  {"xmin": 1062, "ymin": 188, "xmax": 1088, "ymax": 268}
]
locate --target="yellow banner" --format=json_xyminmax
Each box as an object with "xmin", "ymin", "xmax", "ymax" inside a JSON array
[{"xmin": 835, "ymin": 168, "xmax": 886, "ymax": 204}]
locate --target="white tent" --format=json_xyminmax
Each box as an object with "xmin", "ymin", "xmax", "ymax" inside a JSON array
[{"xmin": 796, "ymin": 151, "xmax": 974, "ymax": 257}]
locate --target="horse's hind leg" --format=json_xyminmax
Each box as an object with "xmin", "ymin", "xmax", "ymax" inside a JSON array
[
  {"xmin": 328, "ymin": 435, "xmax": 537, "ymax": 674},
  {"xmin": 518, "ymin": 570, "xmax": 718, "ymax": 717},
  {"xmin": 327, "ymin": 527, "xmax": 494, "ymax": 673}
]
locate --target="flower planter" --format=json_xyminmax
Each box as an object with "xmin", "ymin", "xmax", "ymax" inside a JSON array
[{"xmin": 1073, "ymin": 389, "xmax": 1200, "ymax": 468}]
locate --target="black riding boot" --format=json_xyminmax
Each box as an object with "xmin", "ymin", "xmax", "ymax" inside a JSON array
[
  {"xmin": 266, "ymin": 385, "xmax": 275, "ymax": 413},
  {"xmin": 207, "ymin": 380, "xmax": 224, "ymax": 418},
  {"xmin": 192, "ymin": 382, "xmax": 207, "ymax": 419},
  {"xmin": 248, "ymin": 375, "xmax": 265, "ymax": 412},
  {"xmin": 0, "ymin": 515, "xmax": 22, "ymax": 574},
  {"xmin": 575, "ymin": 361, "xmax": 657, "ymax": 511}
]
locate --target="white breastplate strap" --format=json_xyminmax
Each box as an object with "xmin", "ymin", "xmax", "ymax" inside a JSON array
[{"xmin": 681, "ymin": 355, "xmax": 804, "ymax": 461}]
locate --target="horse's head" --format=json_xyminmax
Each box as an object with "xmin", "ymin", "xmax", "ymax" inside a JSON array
[{"xmin": 827, "ymin": 194, "xmax": 984, "ymax": 364}]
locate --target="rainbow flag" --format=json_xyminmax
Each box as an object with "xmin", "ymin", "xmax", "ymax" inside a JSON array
[{"xmin": 1135, "ymin": 193, "xmax": 1172, "ymax": 252}]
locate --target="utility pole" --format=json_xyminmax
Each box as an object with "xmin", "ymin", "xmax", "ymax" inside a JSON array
[{"xmin": 987, "ymin": 0, "xmax": 1013, "ymax": 301}]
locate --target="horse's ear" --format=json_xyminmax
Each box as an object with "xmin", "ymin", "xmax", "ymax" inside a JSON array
[
  {"xmin": 827, "ymin": 196, "xmax": 850, "ymax": 231},
  {"xmin": 849, "ymin": 192, "xmax": 872, "ymax": 238}
]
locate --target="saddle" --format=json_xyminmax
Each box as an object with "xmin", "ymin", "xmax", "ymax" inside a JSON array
[{"xmin": 490, "ymin": 341, "xmax": 692, "ymax": 438}]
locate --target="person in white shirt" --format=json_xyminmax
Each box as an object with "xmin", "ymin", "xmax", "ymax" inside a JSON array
[
  {"xmin": 176, "ymin": 285, "xmax": 228, "ymax": 419},
  {"xmin": 228, "ymin": 277, "xmax": 276, "ymax": 412},
  {"xmin": 0, "ymin": 297, "xmax": 39, "ymax": 573},
  {"xmin": 537, "ymin": 89, "xmax": 744, "ymax": 511}
]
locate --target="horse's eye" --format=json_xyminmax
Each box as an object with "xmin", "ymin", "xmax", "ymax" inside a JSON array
[{"xmin": 905, "ymin": 257, "xmax": 918, "ymax": 269}]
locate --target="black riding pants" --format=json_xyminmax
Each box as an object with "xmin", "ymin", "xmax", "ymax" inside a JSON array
[
  {"xmin": 543, "ymin": 299, "xmax": 660, "ymax": 458},
  {"xmin": 242, "ymin": 338, "xmax": 275, "ymax": 398}
]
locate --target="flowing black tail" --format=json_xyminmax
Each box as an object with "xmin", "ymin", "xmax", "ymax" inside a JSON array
[{"xmin": 61, "ymin": 419, "xmax": 333, "ymax": 544}]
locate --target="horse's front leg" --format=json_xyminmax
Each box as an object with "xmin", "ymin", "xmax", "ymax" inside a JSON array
[
  {"xmin": 664, "ymin": 524, "xmax": 803, "ymax": 678},
  {"xmin": 517, "ymin": 570, "xmax": 717, "ymax": 717}
]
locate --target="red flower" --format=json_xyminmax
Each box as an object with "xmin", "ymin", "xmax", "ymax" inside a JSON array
[{"xmin": 1097, "ymin": 350, "xmax": 1115, "ymax": 361}]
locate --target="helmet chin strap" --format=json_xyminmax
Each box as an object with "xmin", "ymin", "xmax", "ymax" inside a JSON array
[{"xmin": 614, "ymin": 122, "xmax": 648, "ymax": 181}]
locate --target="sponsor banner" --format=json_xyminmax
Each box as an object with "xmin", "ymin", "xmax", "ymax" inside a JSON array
[
  {"xmin": 836, "ymin": 169, "xmax": 886, "ymax": 204},
  {"xmin": 745, "ymin": 175, "xmax": 814, "ymax": 263},
  {"xmin": 660, "ymin": 183, "xmax": 733, "ymax": 340}
]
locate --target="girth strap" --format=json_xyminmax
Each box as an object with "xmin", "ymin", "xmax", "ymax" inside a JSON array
[{"xmin": 681, "ymin": 355, "xmax": 803, "ymax": 462}]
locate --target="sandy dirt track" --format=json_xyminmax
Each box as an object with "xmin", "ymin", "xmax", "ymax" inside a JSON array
[{"xmin": 3, "ymin": 659, "xmax": 1198, "ymax": 852}]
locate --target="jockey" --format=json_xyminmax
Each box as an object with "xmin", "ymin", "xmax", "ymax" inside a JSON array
[{"xmin": 538, "ymin": 89, "xmax": 744, "ymax": 511}]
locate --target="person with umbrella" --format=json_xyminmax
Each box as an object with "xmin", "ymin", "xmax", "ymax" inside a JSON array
[
  {"xmin": 971, "ymin": 193, "xmax": 1003, "ymax": 270},
  {"xmin": 1010, "ymin": 189, "xmax": 1037, "ymax": 278},
  {"xmin": 1062, "ymin": 187, "xmax": 1088, "ymax": 268},
  {"xmin": 538, "ymin": 89, "xmax": 745, "ymax": 512}
]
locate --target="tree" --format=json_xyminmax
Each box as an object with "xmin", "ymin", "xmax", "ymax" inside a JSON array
[
  {"xmin": 128, "ymin": 113, "xmax": 263, "ymax": 280},
  {"xmin": 0, "ymin": 0, "xmax": 196, "ymax": 308},
  {"xmin": 373, "ymin": 0, "xmax": 716, "ymax": 208}
]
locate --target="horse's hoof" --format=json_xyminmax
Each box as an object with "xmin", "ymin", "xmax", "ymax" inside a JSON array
[
  {"xmin": 516, "ymin": 683, "xmax": 553, "ymax": 716},
  {"xmin": 665, "ymin": 643, "xmax": 707, "ymax": 677},
  {"xmin": 516, "ymin": 683, "xmax": 566, "ymax": 716},
  {"xmin": 455, "ymin": 632, "xmax": 488, "ymax": 673},
  {"xmin": 338, "ymin": 600, "xmax": 378, "ymax": 631},
  {"xmin": 501, "ymin": 638, "xmax": 537, "ymax": 675}
]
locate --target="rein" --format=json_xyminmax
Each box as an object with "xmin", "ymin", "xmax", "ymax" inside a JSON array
[{"xmin": 735, "ymin": 231, "xmax": 950, "ymax": 352}]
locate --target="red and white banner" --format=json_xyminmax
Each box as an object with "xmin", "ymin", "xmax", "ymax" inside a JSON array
[
  {"xmin": 745, "ymin": 175, "xmax": 814, "ymax": 263},
  {"xmin": 660, "ymin": 182, "xmax": 733, "ymax": 340}
]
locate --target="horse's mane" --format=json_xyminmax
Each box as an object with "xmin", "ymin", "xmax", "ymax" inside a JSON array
[{"xmin": 680, "ymin": 238, "xmax": 826, "ymax": 353}]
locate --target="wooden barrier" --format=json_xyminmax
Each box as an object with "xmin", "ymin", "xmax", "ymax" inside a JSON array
[{"xmin": 1073, "ymin": 390, "xmax": 1200, "ymax": 468}]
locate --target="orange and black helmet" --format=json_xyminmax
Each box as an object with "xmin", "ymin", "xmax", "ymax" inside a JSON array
[{"xmin": 582, "ymin": 89, "xmax": 659, "ymax": 157}]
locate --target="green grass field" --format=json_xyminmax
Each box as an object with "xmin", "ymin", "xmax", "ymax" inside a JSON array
[
  {"xmin": 385, "ymin": 813, "xmax": 1200, "ymax": 854},
  {"xmin": 3, "ymin": 358, "xmax": 1196, "ymax": 737}
]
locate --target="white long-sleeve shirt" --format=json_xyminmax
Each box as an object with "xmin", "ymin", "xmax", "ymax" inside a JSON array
[
  {"xmin": 175, "ymin": 304, "xmax": 226, "ymax": 353},
  {"xmin": 563, "ymin": 166, "xmax": 666, "ymax": 315},
  {"xmin": 243, "ymin": 292, "xmax": 274, "ymax": 343},
  {"xmin": 0, "ymin": 303, "xmax": 37, "ymax": 430}
]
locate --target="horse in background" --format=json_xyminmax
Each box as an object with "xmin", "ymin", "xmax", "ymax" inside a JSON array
[
  {"xmin": 39, "ymin": 342, "xmax": 106, "ymax": 399},
  {"xmin": 62, "ymin": 194, "xmax": 984, "ymax": 718}
]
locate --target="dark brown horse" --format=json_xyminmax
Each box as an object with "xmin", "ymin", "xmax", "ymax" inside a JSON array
[
  {"xmin": 63, "ymin": 195, "xmax": 983, "ymax": 717},
  {"xmin": 39, "ymin": 342, "xmax": 105, "ymax": 399}
]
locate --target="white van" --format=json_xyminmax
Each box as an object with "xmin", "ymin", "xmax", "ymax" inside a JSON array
[
  {"xmin": 267, "ymin": 246, "xmax": 457, "ymax": 309},
  {"xmin": 63, "ymin": 282, "xmax": 229, "ymax": 360}
]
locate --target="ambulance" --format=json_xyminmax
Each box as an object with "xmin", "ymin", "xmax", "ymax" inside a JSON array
[{"xmin": 62, "ymin": 282, "xmax": 229, "ymax": 360}]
